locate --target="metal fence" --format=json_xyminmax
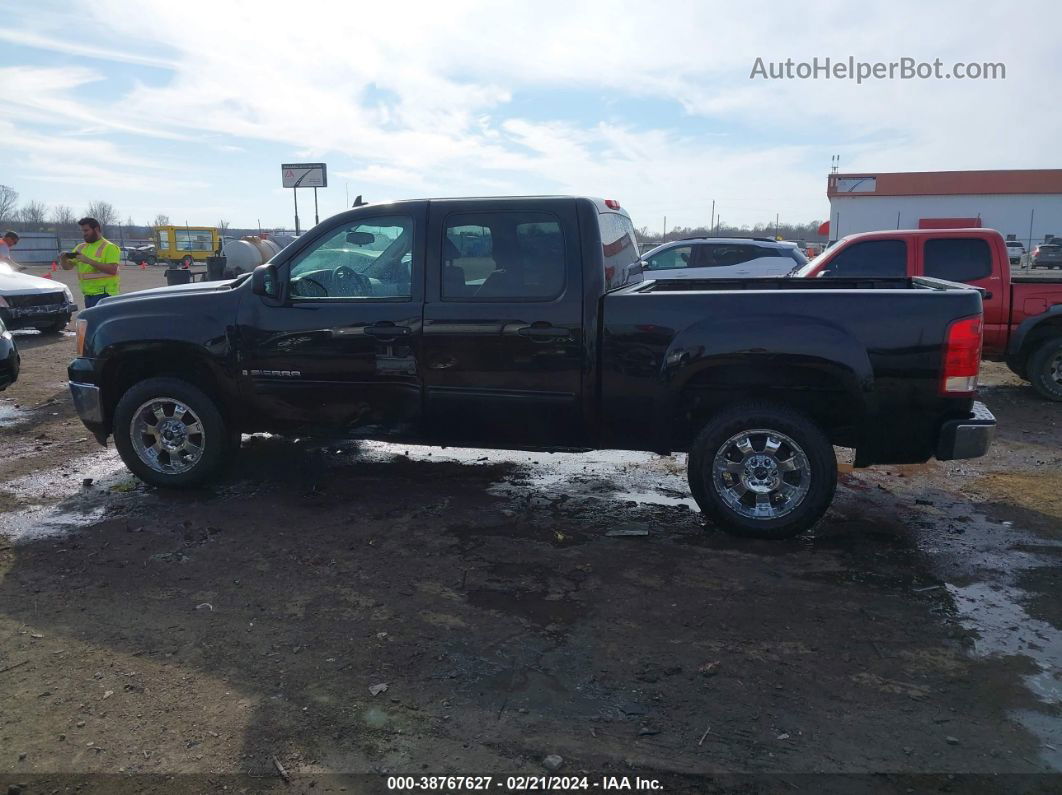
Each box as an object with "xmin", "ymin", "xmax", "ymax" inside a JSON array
[{"xmin": 10, "ymin": 232, "xmax": 60, "ymax": 265}]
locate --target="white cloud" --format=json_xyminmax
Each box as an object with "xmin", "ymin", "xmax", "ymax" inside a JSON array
[{"xmin": 2, "ymin": 0, "xmax": 1061, "ymax": 229}]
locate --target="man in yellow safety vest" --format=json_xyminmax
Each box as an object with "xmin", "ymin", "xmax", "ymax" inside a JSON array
[{"xmin": 60, "ymin": 217, "xmax": 121, "ymax": 307}]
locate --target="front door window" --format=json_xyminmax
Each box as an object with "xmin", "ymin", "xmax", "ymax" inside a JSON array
[{"xmin": 290, "ymin": 216, "xmax": 414, "ymax": 300}]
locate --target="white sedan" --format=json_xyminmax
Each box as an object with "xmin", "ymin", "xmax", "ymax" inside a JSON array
[{"xmin": 0, "ymin": 263, "xmax": 78, "ymax": 333}]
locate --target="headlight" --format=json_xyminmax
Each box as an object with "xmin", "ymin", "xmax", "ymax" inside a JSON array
[
  {"xmin": 63, "ymin": 286, "xmax": 74, "ymax": 303},
  {"xmin": 76, "ymin": 318, "xmax": 88, "ymax": 356}
]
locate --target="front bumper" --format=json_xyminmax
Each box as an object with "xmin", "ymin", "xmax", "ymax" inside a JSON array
[
  {"xmin": 936, "ymin": 401, "xmax": 996, "ymax": 461},
  {"xmin": 0, "ymin": 300, "xmax": 78, "ymax": 328},
  {"xmin": 69, "ymin": 380, "xmax": 104, "ymax": 424}
]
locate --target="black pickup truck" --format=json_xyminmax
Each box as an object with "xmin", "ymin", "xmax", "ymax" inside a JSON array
[{"xmin": 68, "ymin": 196, "xmax": 995, "ymax": 538}]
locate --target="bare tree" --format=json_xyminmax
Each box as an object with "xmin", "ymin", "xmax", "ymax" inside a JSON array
[
  {"xmin": 84, "ymin": 200, "xmax": 118, "ymax": 230},
  {"xmin": 0, "ymin": 185, "xmax": 17, "ymax": 223},
  {"xmin": 152, "ymin": 213, "xmax": 170, "ymax": 228},
  {"xmin": 125, "ymin": 215, "xmax": 137, "ymax": 229},
  {"xmin": 19, "ymin": 200, "xmax": 49, "ymax": 225},
  {"xmin": 52, "ymin": 204, "xmax": 77, "ymax": 227},
  {"xmin": 217, "ymin": 218, "xmax": 231, "ymax": 231}
]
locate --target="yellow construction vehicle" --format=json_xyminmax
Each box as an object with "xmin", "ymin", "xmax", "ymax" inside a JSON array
[{"xmin": 154, "ymin": 225, "xmax": 220, "ymax": 267}]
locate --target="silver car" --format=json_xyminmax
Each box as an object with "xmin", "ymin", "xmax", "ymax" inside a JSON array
[{"xmin": 641, "ymin": 237, "xmax": 807, "ymax": 279}]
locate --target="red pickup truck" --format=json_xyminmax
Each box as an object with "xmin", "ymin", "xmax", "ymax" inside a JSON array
[{"xmin": 796, "ymin": 228, "xmax": 1062, "ymax": 401}]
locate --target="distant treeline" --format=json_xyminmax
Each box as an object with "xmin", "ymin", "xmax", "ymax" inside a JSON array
[{"xmin": 638, "ymin": 220, "xmax": 828, "ymax": 246}]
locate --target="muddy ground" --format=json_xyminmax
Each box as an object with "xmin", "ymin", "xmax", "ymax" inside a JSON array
[{"xmin": 1, "ymin": 265, "xmax": 1060, "ymax": 794}]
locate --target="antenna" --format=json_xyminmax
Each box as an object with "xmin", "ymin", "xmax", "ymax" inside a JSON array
[{"xmin": 830, "ymin": 155, "xmax": 840, "ymax": 174}]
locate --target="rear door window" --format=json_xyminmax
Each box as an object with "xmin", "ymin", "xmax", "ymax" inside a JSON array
[
  {"xmin": 703, "ymin": 244, "xmax": 760, "ymax": 267},
  {"xmin": 442, "ymin": 211, "xmax": 565, "ymax": 301},
  {"xmin": 923, "ymin": 238, "xmax": 992, "ymax": 282},
  {"xmin": 821, "ymin": 240, "xmax": 907, "ymax": 278}
]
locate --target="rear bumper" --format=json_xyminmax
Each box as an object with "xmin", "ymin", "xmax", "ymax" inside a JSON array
[{"xmin": 936, "ymin": 401, "xmax": 996, "ymax": 461}]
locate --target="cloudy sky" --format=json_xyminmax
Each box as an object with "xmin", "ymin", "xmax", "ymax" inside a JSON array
[{"xmin": 0, "ymin": 0, "xmax": 1058, "ymax": 233}]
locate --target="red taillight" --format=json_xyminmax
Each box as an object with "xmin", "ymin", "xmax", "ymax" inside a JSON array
[
  {"xmin": 940, "ymin": 314, "xmax": 983, "ymax": 395},
  {"xmin": 604, "ymin": 199, "xmax": 621, "ymax": 210}
]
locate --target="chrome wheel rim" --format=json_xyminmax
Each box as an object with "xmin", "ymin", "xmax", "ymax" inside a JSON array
[
  {"xmin": 1049, "ymin": 353, "xmax": 1062, "ymax": 387},
  {"xmin": 712, "ymin": 428, "xmax": 811, "ymax": 520},
  {"xmin": 130, "ymin": 397, "xmax": 206, "ymax": 475}
]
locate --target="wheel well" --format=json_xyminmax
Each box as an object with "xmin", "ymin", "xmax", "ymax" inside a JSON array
[
  {"xmin": 1020, "ymin": 320, "xmax": 1062, "ymax": 364},
  {"xmin": 100, "ymin": 347, "xmax": 232, "ymax": 429},
  {"xmin": 675, "ymin": 363, "xmax": 861, "ymax": 450}
]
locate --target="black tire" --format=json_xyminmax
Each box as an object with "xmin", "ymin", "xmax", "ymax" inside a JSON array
[
  {"xmin": 113, "ymin": 377, "xmax": 231, "ymax": 488},
  {"xmin": 688, "ymin": 402, "xmax": 837, "ymax": 539},
  {"xmin": 1028, "ymin": 338, "xmax": 1062, "ymax": 402}
]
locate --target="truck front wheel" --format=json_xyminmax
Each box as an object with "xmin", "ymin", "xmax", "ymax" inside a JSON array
[
  {"xmin": 688, "ymin": 403, "xmax": 837, "ymax": 539},
  {"xmin": 1028, "ymin": 338, "xmax": 1062, "ymax": 401},
  {"xmin": 113, "ymin": 377, "xmax": 231, "ymax": 488}
]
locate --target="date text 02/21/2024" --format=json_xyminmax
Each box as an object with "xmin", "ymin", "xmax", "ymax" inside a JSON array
[{"xmin": 385, "ymin": 776, "xmax": 664, "ymax": 791}]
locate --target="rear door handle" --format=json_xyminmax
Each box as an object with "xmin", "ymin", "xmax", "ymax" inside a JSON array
[
  {"xmin": 363, "ymin": 323, "xmax": 411, "ymax": 338},
  {"xmin": 517, "ymin": 323, "xmax": 571, "ymax": 340}
]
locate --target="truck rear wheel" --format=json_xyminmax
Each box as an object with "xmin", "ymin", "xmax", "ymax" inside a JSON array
[
  {"xmin": 113, "ymin": 377, "xmax": 231, "ymax": 488},
  {"xmin": 1028, "ymin": 338, "xmax": 1062, "ymax": 402},
  {"xmin": 688, "ymin": 403, "xmax": 837, "ymax": 539}
]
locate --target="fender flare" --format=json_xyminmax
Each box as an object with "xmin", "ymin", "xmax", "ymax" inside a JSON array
[{"xmin": 1007, "ymin": 304, "xmax": 1062, "ymax": 357}]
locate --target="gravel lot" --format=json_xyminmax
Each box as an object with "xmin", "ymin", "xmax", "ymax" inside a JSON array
[{"xmin": 1, "ymin": 265, "xmax": 1060, "ymax": 793}]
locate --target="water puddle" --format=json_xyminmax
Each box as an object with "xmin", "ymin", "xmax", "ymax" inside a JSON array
[
  {"xmin": 0, "ymin": 402, "xmax": 26, "ymax": 426},
  {"xmin": 948, "ymin": 582, "xmax": 1062, "ymax": 703},
  {"xmin": 0, "ymin": 450, "xmax": 124, "ymax": 543},
  {"xmin": 350, "ymin": 443, "xmax": 696, "ymax": 511},
  {"xmin": 901, "ymin": 490, "xmax": 1062, "ymax": 769}
]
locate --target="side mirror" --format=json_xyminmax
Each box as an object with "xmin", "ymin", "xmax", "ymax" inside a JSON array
[
  {"xmin": 252, "ymin": 263, "xmax": 278, "ymax": 298},
  {"xmin": 346, "ymin": 231, "xmax": 375, "ymax": 245}
]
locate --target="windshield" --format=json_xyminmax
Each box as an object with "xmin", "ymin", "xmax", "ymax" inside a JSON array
[{"xmin": 790, "ymin": 251, "xmax": 826, "ymax": 276}]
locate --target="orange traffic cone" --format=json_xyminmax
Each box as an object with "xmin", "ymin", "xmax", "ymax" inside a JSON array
[
  {"xmin": 139, "ymin": 261, "xmax": 147, "ymax": 270},
  {"xmin": 50, "ymin": 260, "xmax": 58, "ymax": 271},
  {"xmin": 44, "ymin": 272, "xmax": 53, "ymax": 279}
]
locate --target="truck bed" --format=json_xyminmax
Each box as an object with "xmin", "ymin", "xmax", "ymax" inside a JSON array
[
  {"xmin": 601, "ymin": 275, "xmax": 986, "ymax": 463},
  {"xmin": 635, "ymin": 276, "xmax": 976, "ymax": 293}
]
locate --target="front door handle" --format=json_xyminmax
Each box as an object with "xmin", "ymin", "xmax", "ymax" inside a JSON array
[
  {"xmin": 517, "ymin": 323, "xmax": 571, "ymax": 340},
  {"xmin": 363, "ymin": 323, "xmax": 411, "ymax": 338}
]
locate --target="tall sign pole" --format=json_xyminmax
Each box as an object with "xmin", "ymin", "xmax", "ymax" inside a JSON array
[{"xmin": 282, "ymin": 163, "xmax": 328, "ymax": 235}]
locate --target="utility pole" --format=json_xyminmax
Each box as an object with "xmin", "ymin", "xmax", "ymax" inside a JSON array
[
  {"xmin": 663, "ymin": 216, "xmax": 667, "ymax": 239},
  {"xmin": 710, "ymin": 200, "xmax": 715, "ymax": 235}
]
